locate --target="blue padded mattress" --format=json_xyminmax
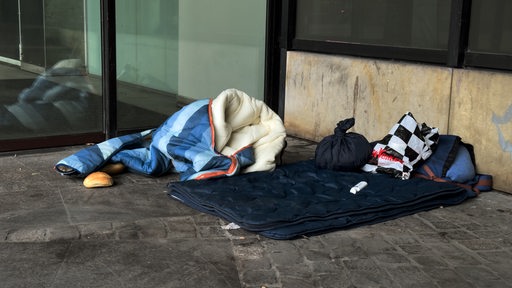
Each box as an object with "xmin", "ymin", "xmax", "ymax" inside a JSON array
[{"xmin": 167, "ymin": 160, "xmax": 476, "ymax": 239}]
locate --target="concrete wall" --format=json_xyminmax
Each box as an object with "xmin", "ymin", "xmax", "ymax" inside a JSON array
[{"xmin": 284, "ymin": 51, "xmax": 512, "ymax": 192}]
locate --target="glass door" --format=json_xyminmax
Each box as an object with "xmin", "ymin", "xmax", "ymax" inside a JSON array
[
  {"xmin": 114, "ymin": 0, "xmax": 268, "ymax": 131},
  {"xmin": 0, "ymin": 0, "xmax": 269, "ymax": 151},
  {"xmin": 0, "ymin": 0, "xmax": 103, "ymax": 148}
]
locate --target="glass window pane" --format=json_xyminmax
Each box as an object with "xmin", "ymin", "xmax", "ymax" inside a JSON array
[
  {"xmin": 115, "ymin": 0, "xmax": 267, "ymax": 130},
  {"xmin": 295, "ymin": 0, "xmax": 451, "ymax": 50},
  {"xmin": 0, "ymin": 0, "xmax": 102, "ymax": 140},
  {"xmin": 468, "ymin": 0, "xmax": 512, "ymax": 55},
  {"xmin": 115, "ymin": 0, "xmax": 178, "ymax": 129},
  {"xmin": 0, "ymin": 0, "xmax": 20, "ymax": 60}
]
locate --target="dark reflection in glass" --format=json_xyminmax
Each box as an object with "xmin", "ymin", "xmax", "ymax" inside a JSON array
[
  {"xmin": 0, "ymin": 59, "xmax": 101, "ymax": 139},
  {"xmin": 296, "ymin": 0, "xmax": 451, "ymax": 50},
  {"xmin": 0, "ymin": 0, "xmax": 103, "ymax": 141},
  {"xmin": 468, "ymin": 0, "xmax": 512, "ymax": 55}
]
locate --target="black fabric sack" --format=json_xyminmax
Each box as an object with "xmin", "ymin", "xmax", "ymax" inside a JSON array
[{"xmin": 315, "ymin": 118, "xmax": 372, "ymax": 171}]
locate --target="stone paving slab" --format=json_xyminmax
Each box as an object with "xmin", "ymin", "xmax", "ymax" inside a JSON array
[
  {"xmin": 1, "ymin": 137, "xmax": 512, "ymax": 288},
  {"xmin": 0, "ymin": 239, "xmax": 240, "ymax": 288}
]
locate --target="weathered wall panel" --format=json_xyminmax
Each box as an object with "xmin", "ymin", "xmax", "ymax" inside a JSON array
[
  {"xmin": 285, "ymin": 52, "xmax": 452, "ymax": 141},
  {"xmin": 450, "ymin": 70, "xmax": 512, "ymax": 192}
]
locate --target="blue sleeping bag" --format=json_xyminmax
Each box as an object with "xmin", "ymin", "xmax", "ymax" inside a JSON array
[
  {"xmin": 167, "ymin": 160, "xmax": 476, "ymax": 239},
  {"xmin": 55, "ymin": 99, "xmax": 255, "ymax": 180}
]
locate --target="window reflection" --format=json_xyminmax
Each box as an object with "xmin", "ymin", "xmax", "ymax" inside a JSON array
[
  {"xmin": 0, "ymin": 0, "xmax": 102, "ymax": 140},
  {"xmin": 0, "ymin": 59, "xmax": 101, "ymax": 139},
  {"xmin": 295, "ymin": 0, "xmax": 451, "ymax": 50},
  {"xmin": 469, "ymin": 0, "xmax": 512, "ymax": 55}
]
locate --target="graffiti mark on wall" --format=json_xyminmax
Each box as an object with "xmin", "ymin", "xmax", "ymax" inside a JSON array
[{"xmin": 492, "ymin": 104, "xmax": 512, "ymax": 158}]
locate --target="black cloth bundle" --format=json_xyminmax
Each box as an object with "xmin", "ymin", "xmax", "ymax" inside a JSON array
[{"xmin": 315, "ymin": 118, "xmax": 372, "ymax": 171}]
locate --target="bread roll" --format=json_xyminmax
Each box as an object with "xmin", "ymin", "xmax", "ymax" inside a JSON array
[{"xmin": 83, "ymin": 171, "xmax": 114, "ymax": 188}]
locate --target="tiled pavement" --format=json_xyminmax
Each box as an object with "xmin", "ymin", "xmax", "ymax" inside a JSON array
[{"xmin": 1, "ymin": 137, "xmax": 511, "ymax": 288}]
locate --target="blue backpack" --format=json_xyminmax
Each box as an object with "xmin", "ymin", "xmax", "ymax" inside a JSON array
[{"xmin": 414, "ymin": 135, "xmax": 493, "ymax": 194}]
